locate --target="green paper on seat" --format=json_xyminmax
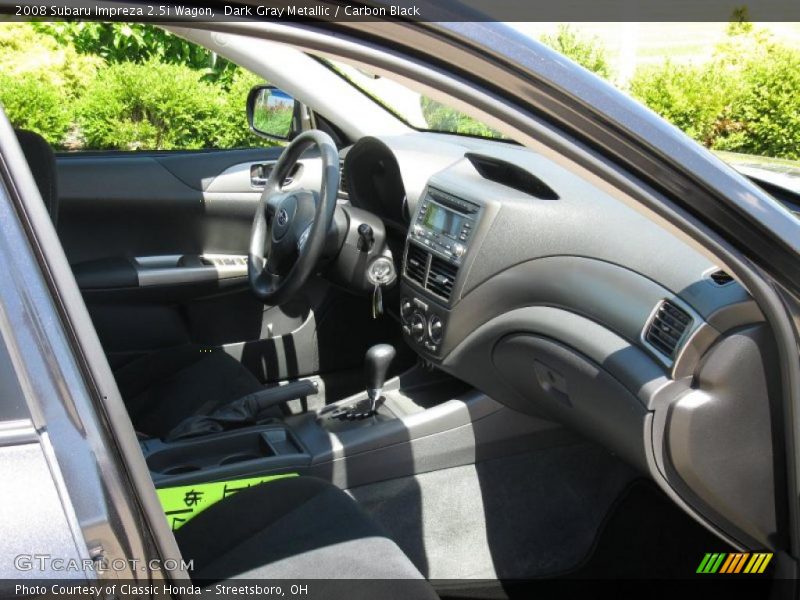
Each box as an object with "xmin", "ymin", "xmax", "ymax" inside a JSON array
[{"xmin": 157, "ymin": 473, "xmax": 298, "ymax": 531}]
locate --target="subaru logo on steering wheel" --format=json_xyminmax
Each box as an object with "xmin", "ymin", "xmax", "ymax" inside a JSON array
[{"xmin": 276, "ymin": 208, "xmax": 289, "ymax": 226}]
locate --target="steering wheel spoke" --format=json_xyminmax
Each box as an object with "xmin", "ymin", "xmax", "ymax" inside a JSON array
[{"xmin": 248, "ymin": 130, "xmax": 339, "ymax": 304}]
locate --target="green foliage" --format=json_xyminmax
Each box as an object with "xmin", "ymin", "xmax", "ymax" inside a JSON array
[
  {"xmin": 76, "ymin": 61, "xmax": 216, "ymax": 150},
  {"xmin": 252, "ymin": 103, "xmax": 293, "ymax": 140},
  {"xmin": 0, "ymin": 23, "xmax": 102, "ymax": 95},
  {"xmin": 0, "ymin": 22, "xmax": 271, "ymax": 151},
  {"xmin": 727, "ymin": 7, "xmax": 753, "ymax": 36},
  {"xmin": 4, "ymin": 20, "xmax": 799, "ymax": 159},
  {"xmin": 630, "ymin": 24, "xmax": 800, "ymax": 160},
  {"xmin": 214, "ymin": 70, "xmax": 277, "ymax": 148},
  {"xmin": 540, "ymin": 25, "xmax": 612, "ymax": 79},
  {"xmin": 629, "ymin": 62, "xmax": 738, "ymax": 145},
  {"xmin": 32, "ymin": 22, "xmax": 235, "ymax": 83},
  {"xmin": 713, "ymin": 45, "xmax": 800, "ymax": 159},
  {"xmin": 74, "ymin": 61, "xmax": 272, "ymax": 151},
  {"xmin": 420, "ymin": 97, "xmax": 503, "ymax": 138},
  {"xmin": 0, "ymin": 73, "xmax": 72, "ymax": 146},
  {"xmin": 0, "ymin": 23, "xmax": 102, "ymax": 147}
]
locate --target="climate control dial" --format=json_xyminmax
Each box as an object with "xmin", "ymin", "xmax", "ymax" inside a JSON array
[
  {"xmin": 410, "ymin": 313, "xmax": 427, "ymax": 342},
  {"xmin": 428, "ymin": 315, "xmax": 444, "ymax": 344}
]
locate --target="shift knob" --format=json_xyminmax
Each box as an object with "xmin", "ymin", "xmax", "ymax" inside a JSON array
[{"xmin": 365, "ymin": 344, "xmax": 396, "ymax": 404}]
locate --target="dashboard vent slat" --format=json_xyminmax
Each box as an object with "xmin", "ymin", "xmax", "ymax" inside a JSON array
[
  {"xmin": 426, "ymin": 255, "xmax": 458, "ymax": 301},
  {"xmin": 405, "ymin": 244, "xmax": 428, "ymax": 286},
  {"xmin": 645, "ymin": 300, "xmax": 693, "ymax": 359},
  {"xmin": 709, "ymin": 269, "xmax": 734, "ymax": 286}
]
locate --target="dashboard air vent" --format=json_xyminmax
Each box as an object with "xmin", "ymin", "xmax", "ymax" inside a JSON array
[
  {"xmin": 405, "ymin": 244, "xmax": 428, "ymax": 286},
  {"xmin": 645, "ymin": 300, "xmax": 693, "ymax": 359},
  {"xmin": 426, "ymin": 255, "xmax": 458, "ymax": 301},
  {"xmin": 709, "ymin": 269, "xmax": 734, "ymax": 286},
  {"xmin": 339, "ymin": 160, "xmax": 349, "ymax": 198},
  {"xmin": 465, "ymin": 153, "xmax": 559, "ymax": 200}
]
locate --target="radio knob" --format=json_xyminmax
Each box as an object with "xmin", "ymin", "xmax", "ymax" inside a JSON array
[
  {"xmin": 428, "ymin": 315, "xmax": 444, "ymax": 344},
  {"xmin": 453, "ymin": 243, "xmax": 466, "ymax": 258},
  {"xmin": 410, "ymin": 313, "xmax": 426, "ymax": 342},
  {"xmin": 413, "ymin": 224, "xmax": 425, "ymax": 236}
]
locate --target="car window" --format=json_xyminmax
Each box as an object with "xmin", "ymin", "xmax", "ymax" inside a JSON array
[
  {"xmin": 0, "ymin": 22, "xmax": 279, "ymax": 152},
  {"xmin": 322, "ymin": 58, "xmax": 509, "ymax": 141}
]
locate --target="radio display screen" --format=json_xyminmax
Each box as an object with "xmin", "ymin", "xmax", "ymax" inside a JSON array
[{"xmin": 422, "ymin": 202, "xmax": 464, "ymax": 238}]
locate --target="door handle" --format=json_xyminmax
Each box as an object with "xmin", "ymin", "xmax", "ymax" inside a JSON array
[
  {"xmin": 251, "ymin": 162, "xmax": 302, "ymax": 188},
  {"xmin": 250, "ymin": 163, "xmax": 273, "ymax": 188}
]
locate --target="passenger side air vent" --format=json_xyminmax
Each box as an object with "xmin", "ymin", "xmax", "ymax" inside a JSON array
[
  {"xmin": 709, "ymin": 269, "xmax": 734, "ymax": 286},
  {"xmin": 645, "ymin": 300, "xmax": 693, "ymax": 359},
  {"xmin": 426, "ymin": 256, "xmax": 459, "ymax": 301},
  {"xmin": 339, "ymin": 160, "xmax": 349, "ymax": 199},
  {"xmin": 405, "ymin": 244, "xmax": 428, "ymax": 286}
]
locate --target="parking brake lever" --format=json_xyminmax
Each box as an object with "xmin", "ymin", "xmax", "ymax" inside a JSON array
[{"xmin": 165, "ymin": 379, "xmax": 318, "ymax": 442}]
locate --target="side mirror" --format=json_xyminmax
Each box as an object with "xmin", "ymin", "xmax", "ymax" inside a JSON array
[{"xmin": 247, "ymin": 85, "xmax": 296, "ymax": 141}]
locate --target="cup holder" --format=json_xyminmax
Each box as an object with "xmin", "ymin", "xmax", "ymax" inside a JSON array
[
  {"xmin": 219, "ymin": 454, "xmax": 261, "ymax": 466},
  {"xmin": 161, "ymin": 465, "xmax": 201, "ymax": 475},
  {"xmin": 146, "ymin": 427, "xmax": 302, "ymax": 481}
]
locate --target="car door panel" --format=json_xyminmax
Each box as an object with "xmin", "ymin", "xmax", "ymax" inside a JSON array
[
  {"xmin": 55, "ymin": 148, "xmax": 321, "ymax": 263},
  {"xmin": 55, "ymin": 148, "xmax": 387, "ymax": 388}
]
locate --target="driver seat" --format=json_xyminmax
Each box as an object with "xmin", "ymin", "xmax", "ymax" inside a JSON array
[
  {"xmin": 15, "ymin": 128, "xmax": 282, "ymax": 439},
  {"xmin": 113, "ymin": 345, "xmax": 283, "ymax": 438}
]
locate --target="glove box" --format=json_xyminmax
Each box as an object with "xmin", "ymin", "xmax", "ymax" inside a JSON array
[{"xmin": 492, "ymin": 333, "xmax": 648, "ymax": 470}]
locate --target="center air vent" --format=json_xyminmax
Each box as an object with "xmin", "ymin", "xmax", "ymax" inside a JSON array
[
  {"xmin": 427, "ymin": 256, "xmax": 458, "ymax": 301},
  {"xmin": 645, "ymin": 300, "xmax": 693, "ymax": 359},
  {"xmin": 405, "ymin": 244, "xmax": 428, "ymax": 286},
  {"xmin": 404, "ymin": 244, "xmax": 460, "ymax": 302}
]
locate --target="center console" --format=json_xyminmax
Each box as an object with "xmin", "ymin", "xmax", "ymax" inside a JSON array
[
  {"xmin": 139, "ymin": 366, "xmax": 531, "ymax": 492},
  {"xmin": 139, "ymin": 346, "xmax": 555, "ymax": 493},
  {"xmin": 141, "ymin": 424, "xmax": 311, "ymax": 487},
  {"xmin": 401, "ymin": 187, "xmax": 482, "ymax": 356}
]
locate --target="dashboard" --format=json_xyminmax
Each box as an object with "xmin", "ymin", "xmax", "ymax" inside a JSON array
[{"xmin": 341, "ymin": 133, "xmax": 784, "ymax": 553}]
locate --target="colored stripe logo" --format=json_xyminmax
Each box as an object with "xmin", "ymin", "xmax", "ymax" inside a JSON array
[{"xmin": 697, "ymin": 552, "xmax": 773, "ymax": 574}]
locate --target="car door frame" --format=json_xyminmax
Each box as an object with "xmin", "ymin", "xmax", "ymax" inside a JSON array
[{"xmin": 0, "ymin": 111, "xmax": 187, "ymax": 584}]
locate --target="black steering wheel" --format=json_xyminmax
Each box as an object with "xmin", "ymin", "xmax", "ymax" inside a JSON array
[{"xmin": 248, "ymin": 130, "xmax": 339, "ymax": 304}]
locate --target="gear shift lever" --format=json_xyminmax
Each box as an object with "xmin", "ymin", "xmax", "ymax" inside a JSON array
[
  {"xmin": 365, "ymin": 344, "xmax": 396, "ymax": 413},
  {"xmin": 325, "ymin": 343, "xmax": 397, "ymax": 422}
]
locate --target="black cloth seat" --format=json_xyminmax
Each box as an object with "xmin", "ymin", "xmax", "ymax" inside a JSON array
[
  {"xmin": 113, "ymin": 345, "xmax": 282, "ymax": 439},
  {"xmin": 15, "ymin": 129, "xmax": 59, "ymax": 227},
  {"xmin": 176, "ymin": 476, "xmax": 438, "ymax": 598},
  {"xmin": 13, "ymin": 129, "xmax": 280, "ymax": 439}
]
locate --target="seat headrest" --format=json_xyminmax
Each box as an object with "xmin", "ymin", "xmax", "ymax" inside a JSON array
[{"xmin": 14, "ymin": 129, "xmax": 58, "ymax": 227}]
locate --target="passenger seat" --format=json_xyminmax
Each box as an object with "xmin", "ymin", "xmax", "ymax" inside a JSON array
[{"xmin": 175, "ymin": 476, "xmax": 438, "ymax": 598}]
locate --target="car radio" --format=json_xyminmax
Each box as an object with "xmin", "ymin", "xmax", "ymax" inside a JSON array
[
  {"xmin": 408, "ymin": 188, "xmax": 480, "ymax": 265},
  {"xmin": 401, "ymin": 188, "xmax": 481, "ymax": 356}
]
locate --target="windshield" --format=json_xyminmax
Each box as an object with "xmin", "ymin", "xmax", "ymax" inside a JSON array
[{"xmin": 323, "ymin": 58, "xmax": 507, "ymax": 140}]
